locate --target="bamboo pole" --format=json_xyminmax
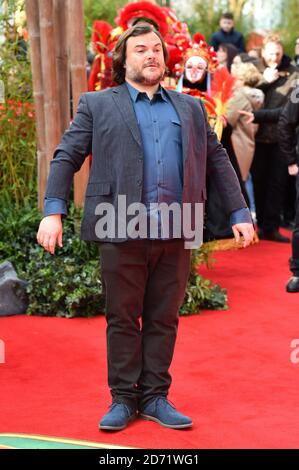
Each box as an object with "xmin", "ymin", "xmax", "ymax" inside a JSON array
[
  {"xmin": 54, "ymin": 0, "xmax": 70, "ymax": 134},
  {"xmin": 68, "ymin": 0, "xmax": 89, "ymax": 208},
  {"xmin": 39, "ymin": 0, "xmax": 61, "ymax": 181},
  {"xmin": 25, "ymin": 0, "xmax": 47, "ymax": 210}
]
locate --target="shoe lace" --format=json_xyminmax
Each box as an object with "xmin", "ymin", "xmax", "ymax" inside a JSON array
[
  {"xmin": 154, "ymin": 396, "xmax": 176, "ymax": 410},
  {"xmin": 109, "ymin": 401, "xmax": 133, "ymax": 415}
]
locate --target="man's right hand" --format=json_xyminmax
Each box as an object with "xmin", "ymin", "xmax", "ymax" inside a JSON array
[
  {"xmin": 288, "ymin": 164, "xmax": 299, "ymax": 176},
  {"xmin": 238, "ymin": 110, "xmax": 255, "ymax": 124},
  {"xmin": 263, "ymin": 66, "xmax": 279, "ymax": 83},
  {"xmin": 36, "ymin": 214, "xmax": 63, "ymax": 255}
]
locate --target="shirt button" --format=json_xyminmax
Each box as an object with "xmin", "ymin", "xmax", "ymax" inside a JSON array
[
  {"xmin": 155, "ymin": 139, "xmax": 159, "ymax": 143},
  {"xmin": 158, "ymin": 160, "xmax": 161, "ymax": 164}
]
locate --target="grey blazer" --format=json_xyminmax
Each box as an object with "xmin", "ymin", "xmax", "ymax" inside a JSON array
[{"xmin": 45, "ymin": 83, "xmax": 246, "ymax": 242}]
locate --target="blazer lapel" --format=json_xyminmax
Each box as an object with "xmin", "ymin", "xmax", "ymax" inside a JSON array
[{"xmin": 111, "ymin": 84, "xmax": 142, "ymax": 148}]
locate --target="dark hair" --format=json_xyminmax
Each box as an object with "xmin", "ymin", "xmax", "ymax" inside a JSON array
[
  {"xmin": 218, "ymin": 43, "xmax": 239, "ymax": 71},
  {"xmin": 132, "ymin": 17, "xmax": 160, "ymax": 31},
  {"xmin": 221, "ymin": 12, "xmax": 234, "ymax": 20},
  {"xmin": 112, "ymin": 25, "xmax": 168, "ymax": 85}
]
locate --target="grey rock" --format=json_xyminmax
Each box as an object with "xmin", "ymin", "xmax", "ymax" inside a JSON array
[{"xmin": 0, "ymin": 261, "xmax": 29, "ymax": 316}]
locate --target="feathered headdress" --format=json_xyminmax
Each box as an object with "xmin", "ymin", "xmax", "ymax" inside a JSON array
[
  {"xmin": 168, "ymin": 33, "xmax": 218, "ymax": 78},
  {"xmin": 115, "ymin": 1, "xmax": 169, "ymax": 37}
]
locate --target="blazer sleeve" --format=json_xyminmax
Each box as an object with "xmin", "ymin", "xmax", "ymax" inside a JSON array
[
  {"xmin": 199, "ymin": 99, "xmax": 247, "ymax": 214},
  {"xmin": 45, "ymin": 93, "xmax": 93, "ymax": 201},
  {"xmin": 253, "ymin": 107, "xmax": 281, "ymax": 123},
  {"xmin": 278, "ymin": 96, "xmax": 299, "ymax": 165}
]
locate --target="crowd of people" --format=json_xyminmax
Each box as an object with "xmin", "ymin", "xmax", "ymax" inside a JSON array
[{"xmin": 208, "ymin": 12, "xmax": 299, "ymax": 292}]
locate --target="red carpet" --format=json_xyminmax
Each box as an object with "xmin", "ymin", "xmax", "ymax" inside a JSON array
[{"xmin": 1, "ymin": 233, "xmax": 299, "ymax": 448}]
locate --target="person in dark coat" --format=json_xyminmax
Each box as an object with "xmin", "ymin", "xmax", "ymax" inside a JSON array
[
  {"xmin": 278, "ymin": 89, "xmax": 299, "ymax": 291},
  {"xmin": 210, "ymin": 12, "xmax": 245, "ymax": 53},
  {"xmin": 251, "ymin": 34, "xmax": 299, "ymax": 242},
  {"xmin": 240, "ymin": 88, "xmax": 299, "ymax": 290}
]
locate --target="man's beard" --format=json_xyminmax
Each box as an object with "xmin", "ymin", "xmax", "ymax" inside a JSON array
[{"xmin": 126, "ymin": 63, "xmax": 165, "ymax": 85}]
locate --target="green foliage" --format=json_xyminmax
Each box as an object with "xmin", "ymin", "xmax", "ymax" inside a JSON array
[
  {"xmin": 26, "ymin": 248, "xmax": 104, "ymax": 318},
  {"xmin": 0, "ymin": 201, "xmax": 105, "ymax": 318},
  {"xmin": 83, "ymin": 0, "xmax": 127, "ymax": 45},
  {"xmin": 180, "ymin": 246, "xmax": 227, "ymax": 315},
  {"xmin": 0, "ymin": 99, "xmax": 37, "ymax": 205},
  {"xmin": 188, "ymin": 0, "xmax": 255, "ymax": 43},
  {"xmin": 0, "ymin": 2, "xmax": 37, "ymax": 205},
  {"xmin": 0, "ymin": 2, "xmax": 32, "ymax": 102},
  {"xmin": 278, "ymin": 0, "xmax": 299, "ymax": 57}
]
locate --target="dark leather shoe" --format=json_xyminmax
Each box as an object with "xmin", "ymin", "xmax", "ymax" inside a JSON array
[
  {"xmin": 139, "ymin": 397, "xmax": 192, "ymax": 429},
  {"xmin": 286, "ymin": 276, "xmax": 299, "ymax": 293},
  {"xmin": 99, "ymin": 402, "xmax": 137, "ymax": 431},
  {"xmin": 258, "ymin": 230, "xmax": 290, "ymax": 243}
]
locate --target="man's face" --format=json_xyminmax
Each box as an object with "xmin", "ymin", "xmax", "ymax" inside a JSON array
[
  {"xmin": 125, "ymin": 31, "xmax": 166, "ymax": 86},
  {"xmin": 185, "ymin": 56, "xmax": 207, "ymax": 83},
  {"xmin": 262, "ymin": 42, "xmax": 283, "ymax": 68},
  {"xmin": 220, "ymin": 18, "xmax": 234, "ymax": 33}
]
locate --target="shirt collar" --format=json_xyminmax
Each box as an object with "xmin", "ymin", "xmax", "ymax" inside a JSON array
[{"xmin": 125, "ymin": 81, "xmax": 168, "ymax": 103}]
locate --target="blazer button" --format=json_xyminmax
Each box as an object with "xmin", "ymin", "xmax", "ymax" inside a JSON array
[{"xmin": 137, "ymin": 179, "xmax": 142, "ymax": 186}]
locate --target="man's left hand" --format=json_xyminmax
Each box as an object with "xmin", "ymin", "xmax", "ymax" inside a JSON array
[{"xmin": 232, "ymin": 223, "xmax": 255, "ymax": 248}]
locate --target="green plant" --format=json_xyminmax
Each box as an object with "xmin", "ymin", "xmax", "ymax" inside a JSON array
[
  {"xmin": 0, "ymin": 100, "xmax": 37, "ymax": 205},
  {"xmin": 25, "ymin": 247, "xmax": 104, "ymax": 318},
  {"xmin": 179, "ymin": 246, "xmax": 227, "ymax": 315},
  {"xmin": 84, "ymin": 0, "xmax": 127, "ymax": 45},
  {"xmin": 0, "ymin": 3, "xmax": 37, "ymax": 205},
  {"xmin": 0, "ymin": 201, "xmax": 105, "ymax": 318}
]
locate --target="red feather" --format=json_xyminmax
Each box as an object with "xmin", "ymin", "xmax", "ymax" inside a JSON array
[
  {"xmin": 115, "ymin": 1, "xmax": 169, "ymax": 36},
  {"xmin": 211, "ymin": 67, "xmax": 235, "ymax": 104},
  {"xmin": 92, "ymin": 20, "xmax": 113, "ymax": 53}
]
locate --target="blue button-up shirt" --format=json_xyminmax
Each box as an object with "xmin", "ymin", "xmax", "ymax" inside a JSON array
[
  {"xmin": 44, "ymin": 82, "xmax": 252, "ymax": 231},
  {"xmin": 126, "ymin": 81, "xmax": 184, "ymax": 237}
]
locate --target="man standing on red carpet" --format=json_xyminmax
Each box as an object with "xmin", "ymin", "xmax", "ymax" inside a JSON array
[
  {"xmin": 278, "ymin": 88, "xmax": 299, "ymax": 292},
  {"xmin": 37, "ymin": 24, "xmax": 254, "ymax": 431}
]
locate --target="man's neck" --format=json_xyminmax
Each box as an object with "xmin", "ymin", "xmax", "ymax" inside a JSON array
[{"xmin": 125, "ymin": 78, "xmax": 160, "ymax": 100}]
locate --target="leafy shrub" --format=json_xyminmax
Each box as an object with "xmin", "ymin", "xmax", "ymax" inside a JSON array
[
  {"xmin": 0, "ymin": 202, "xmax": 105, "ymax": 317},
  {"xmin": 0, "ymin": 5, "xmax": 37, "ymax": 204},
  {"xmin": 180, "ymin": 246, "xmax": 227, "ymax": 315}
]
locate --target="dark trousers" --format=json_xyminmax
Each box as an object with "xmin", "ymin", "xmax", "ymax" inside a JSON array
[
  {"xmin": 290, "ymin": 174, "xmax": 299, "ymax": 276},
  {"xmin": 99, "ymin": 239, "xmax": 191, "ymax": 409},
  {"xmin": 251, "ymin": 142, "xmax": 288, "ymax": 232}
]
